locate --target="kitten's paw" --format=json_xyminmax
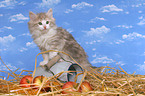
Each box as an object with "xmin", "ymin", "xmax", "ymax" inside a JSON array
[{"xmin": 39, "ymin": 60, "xmax": 48, "ymax": 66}]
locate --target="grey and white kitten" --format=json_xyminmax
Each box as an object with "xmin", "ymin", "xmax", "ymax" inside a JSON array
[{"xmin": 28, "ymin": 8, "xmax": 95, "ymax": 70}]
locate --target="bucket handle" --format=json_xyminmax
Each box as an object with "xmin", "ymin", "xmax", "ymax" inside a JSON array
[{"xmin": 33, "ymin": 50, "xmax": 84, "ymax": 78}]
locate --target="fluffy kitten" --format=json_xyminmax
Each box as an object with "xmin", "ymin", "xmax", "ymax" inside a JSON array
[{"xmin": 28, "ymin": 9, "xmax": 94, "ymax": 70}]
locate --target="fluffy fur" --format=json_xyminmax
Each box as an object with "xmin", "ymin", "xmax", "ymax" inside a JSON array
[{"xmin": 28, "ymin": 9, "xmax": 93, "ymax": 70}]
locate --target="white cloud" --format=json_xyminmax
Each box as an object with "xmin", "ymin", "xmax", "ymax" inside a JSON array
[
  {"xmin": 0, "ymin": 26, "xmax": 13, "ymax": 32},
  {"xmin": 0, "ymin": 14, "xmax": 3, "ymax": 16},
  {"xmin": 114, "ymin": 40, "xmax": 124, "ymax": 44},
  {"xmin": 115, "ymin": 25, "xmax": 133, "ymax": 29},
  {"xmin": 19, "ymin": 33, "xmax": 31, "ymax": 36},
  {"xmin": 65, "ymin": 9, "xmax": 73, "ymax": 13},
  {"xmin": 85, "ymin": 40, "xmax": 96, "ymax": 45},
  {"xmin": 0, "ymin": 35, "xmax": 16, "ymax": 52},
  {"xmin": 97, "ymin": 40, "xmax": 101, "ymax": 42},
  {"xmin": 138, "ymin": 11, "xmax": 142, "ymax": 13},
  {"xmin": 122, "ymin": 32, "xmax": 145, "ymax": 40},
  {"xmin": 0, "ymin": 0, "xmax": 17, "ymax": 8},
  {"xmin": 91, "ymin": 55, "xmax": 125, "ymax": 66},
  {"xmin": 26, "ymin": 41, "xmax": 36, "ymax": 48},
  {"xmin": 19, "ymin": 47, "xmax": 28, "ymax": 52},
  {"xmin": 92, "ymin": 48, "xmax": 96, "ymax": 51},
  {"xmin": 135, "ymin": 62, "xmax": 145, "ymax": 72},
  {"xmin": 0, "ymin": 62, "xmax": 17, "ymax": 71},
  {"xmin": 85, "ymin": 26, "xmax": 110, "ymax": 36},
  {"xmin": 132, "ymin": 3, "xmax": 142, "ymax": 7},
  {"xmin": 139, "ymin": 16, "xmax": 143, "ymax": 19},
  {"xmin": 37, "ymin": 0, "xmax": 61, "ymax": 8},
  {"xmin": 111, "ymin": 12, "xmax": 119, "ymax": 15},
  {"xmin": 92, "ymin": 54, "xmax": 97, "ymax": 57},
  {"xmin": 116, "ymin": 61, "xmax": 125, "ymax": 66},
  {"xmin": 63, "ymin": 22, "xmax": 70, "ymax": 26},
  {"xmin": 18, "ymin": 1, "xmax": 26, "ymax": 5},
  {"xmin": 90, "ymin": 17, "xmax": 106, "ymax": 23},
  {"xmin": 67, "ymin": 28, "xmax": 73, "ymax": 33},
  {"xmin": 9, "ymin": 13, "xmax": 29, "ymax": 22},
  {"xmin": 138, "ymin": 64, "xmax": 145, "ymax": 71},
  {"xmin": 0, "ymin": 0, "xmax": 26, "ymax": 9},
  {"xmin": 125, "ymin": 12, "xmax": 129, "ymax": 14},
  {"xmin": 0, "ymin": 48, "xmax": 7, "ymax": 52},
  {"xmin": 3, "ymin": 26, "xmax": 12, "ymax": 29},
  {"xmin": 72, "ymin": 2, "xmax": 93, "ymax": 10},
  {"xmin": 101, "ymin": 4, "xmax": 123, "ymax": 13},
  {"xmin": 91, "ymin": 56, "xmax": 114, "ymax": 64},
  {"xmin": 137, "ymin": 16, "xmax": 145, "ymax": 25},
  {"xmin": 0, "ymin": 35, "xmax": 15, "ymax": 44}
]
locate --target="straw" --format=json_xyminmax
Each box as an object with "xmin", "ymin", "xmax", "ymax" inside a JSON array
[{"xmin": 0, "ymin": 50, "xmax": 145, "ymax": 95}]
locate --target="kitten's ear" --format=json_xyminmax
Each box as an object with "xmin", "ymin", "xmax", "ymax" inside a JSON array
[
  {"xmin": 46, "ymin": 8, "xmax": 53, "ymax": 18},
  {"xmin": 29, "ymin": 11, "xmax": 37, "ymax": 21}
]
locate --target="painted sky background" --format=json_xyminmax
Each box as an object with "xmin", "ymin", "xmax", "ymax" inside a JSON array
[{"xmin": 1, "ymin": 0, "xmax": 145, "ymax": 77}]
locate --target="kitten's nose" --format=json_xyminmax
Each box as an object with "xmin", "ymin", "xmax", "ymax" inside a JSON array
[{"xmin": 44, "ymin": 26, "xmax": 46, "ymax": 29}]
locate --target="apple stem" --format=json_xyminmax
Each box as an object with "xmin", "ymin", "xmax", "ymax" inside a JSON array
[{"xmin": 41, "ymin": 75, "xmax": 43, "ymax": 82}]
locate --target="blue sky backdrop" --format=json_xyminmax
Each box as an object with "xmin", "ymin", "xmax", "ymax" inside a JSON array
[{"xmin": 0, "ymin": 0, "xmax": 145, "ymax": 76}]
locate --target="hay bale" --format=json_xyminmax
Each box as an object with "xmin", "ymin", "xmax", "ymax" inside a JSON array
[{"xmin": 0, "ymin": 51, "xmax": 145, "ymax": 96}]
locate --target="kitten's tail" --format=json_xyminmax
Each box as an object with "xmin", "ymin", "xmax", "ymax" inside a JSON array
[
  {"xmin": 90, "ymin": 66, "xmax": 104, "ymax": 72},
  {"xmin": 82, "ymin": 62, "xmax": 104, "ymax": 72}
]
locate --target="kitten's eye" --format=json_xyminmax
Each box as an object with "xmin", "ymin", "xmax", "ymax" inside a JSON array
[
  {"xmin": 38, "ymin": 22, "xmax": 42, "ymax": 25},
  {"xmin": 46, "ymin": 21, "xmax": 49, "ymax": 24}
]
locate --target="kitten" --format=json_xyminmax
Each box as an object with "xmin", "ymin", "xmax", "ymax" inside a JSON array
[{"xmin": 28, "ymin": 8, "xmax": 96, "ymax": 71}]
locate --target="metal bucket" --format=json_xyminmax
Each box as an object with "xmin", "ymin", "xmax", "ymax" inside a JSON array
[{"xmin": 34, "ymin": 62, "xmax": 84, "ymax": 83}]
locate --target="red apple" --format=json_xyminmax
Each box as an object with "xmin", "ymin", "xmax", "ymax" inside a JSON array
[
  {"xmin": 19, "ymin": 75, "xmax": 33, "ymax": 87},
  {"xmin": 33, "ymin": 75, "xmax": 45, "ymax": 87},
  {"xmin": 62, "ymin": 81, "xmax": 78, "ymax": 94},
  {"xmin": 79, "ymin": 81, "xmax": 93, "ymax": 92},
  {"xmin": 33, "ymin": 75, "xmax": 50, "ymax": 91}
]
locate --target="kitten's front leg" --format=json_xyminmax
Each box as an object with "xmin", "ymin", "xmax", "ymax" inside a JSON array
[
  {"xmin": 46, "ymin": 52, "xmax": 58, "ymax": 68},
  {"xmin": 49, "ymin": 52, "xmax": 58, "ymax": 60},
  {"xmin": 39, "ymin": 54, "xmax": 49, "ymax": 66}
]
